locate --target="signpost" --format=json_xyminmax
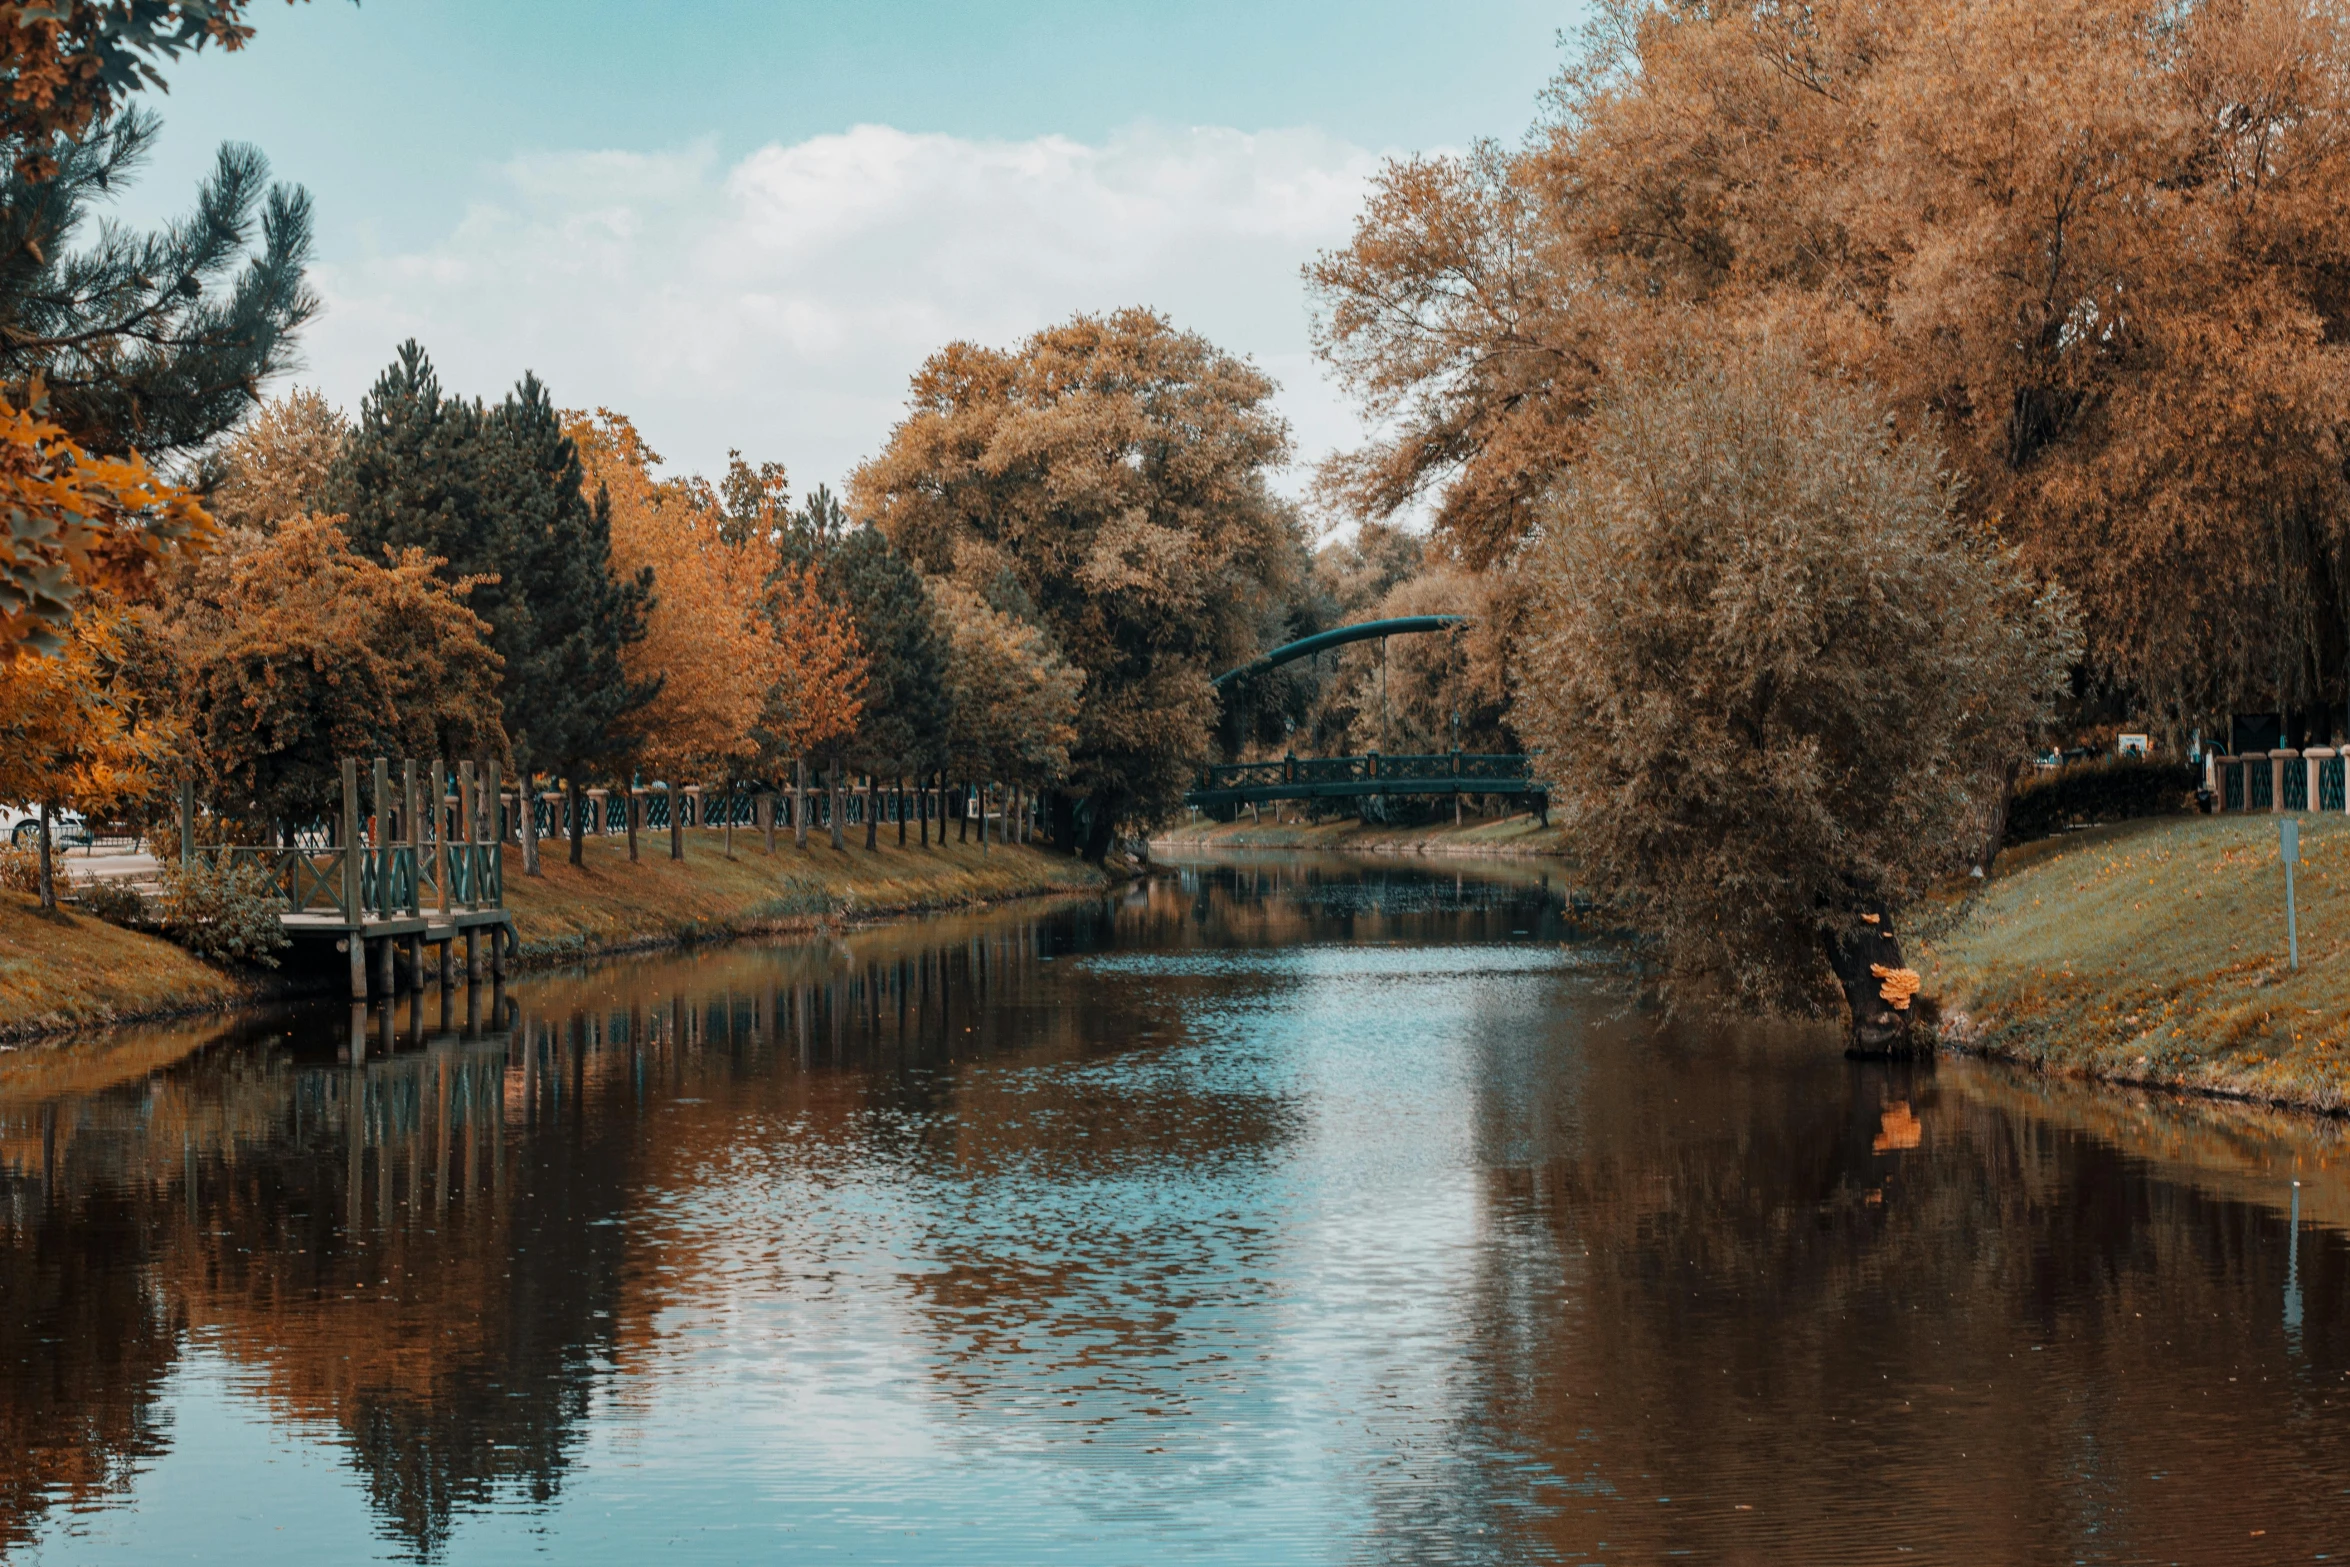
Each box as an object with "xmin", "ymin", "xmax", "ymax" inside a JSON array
[{"xmin": 2282, "ymin": 817, "xmax": 2302, "ymax": 970}]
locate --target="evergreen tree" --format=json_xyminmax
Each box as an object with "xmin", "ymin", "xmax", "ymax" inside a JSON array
[
  {"xmin": 0, "ymin": 109, "xmax": 314, "ymax": 458},
  {"xmin": 325, "ymin": 343, "xmax": 517, "ymax": 648},
  {"xmin": 824, "ymin": 526, "xmax": 949, "ymax": 850},
  {"xmin": 329, "ymin": 345, "xmax": 656, "ymax": 867},
  {"xmin": 480, "ymin": 376, "xmax": 657, "ymax": 866}
]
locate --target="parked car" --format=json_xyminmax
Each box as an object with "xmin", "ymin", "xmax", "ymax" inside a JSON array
[{"xmin": 0, "ymin": 805, "xmax": 92, "ymax": 849}]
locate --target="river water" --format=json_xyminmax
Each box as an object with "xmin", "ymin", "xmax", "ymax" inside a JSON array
[{"xmin": 1, "ymin": 854, "xmax": 2345, "ymax": 1564}]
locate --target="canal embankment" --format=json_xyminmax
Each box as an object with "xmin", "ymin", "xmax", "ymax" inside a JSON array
[
  {"xmin": 1920, "ymin": 812, "xmax": 2350, "ymax": 1113},
  {"xmin": 1152, "ymin": 811, "xmax": 1569, "ymax": 858},
  {"xmin": 0, "ymin": 831, "xmax": 1106, "ymax": 1043}
]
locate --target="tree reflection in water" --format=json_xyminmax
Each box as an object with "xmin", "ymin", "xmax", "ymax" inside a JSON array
[{"xmin": 0, "ymin": 857, "xmax": 2340, "ymax": 1562}]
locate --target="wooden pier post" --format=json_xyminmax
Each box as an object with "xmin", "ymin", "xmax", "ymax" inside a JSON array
[
  {"xmin": 403, "ymin": 759, "xmax": 422, "ymax": 915},
  {"xmin": 465, "ymin": 926, "xmax": 481, "ymax": 984},
  {"xmin": 484, "ymin": 759, "xmax": 502, "ymax": 897},
  {"xmin": 438, "ymin": 937, "xmax": 453, "ymax": 990},
  {"xmin": 457, "ymin": 761, "xmax": 477, "ymax": 906},
  {"xmin": 431, "ymin": 758, "xmax": 451, "ymax": 915},
  {"xmin": 371, "ymin": 758, "xmax": 391, "ymax": 918},
  {"xmin": 375, "ymin": 933, "xmax": 394, "ymax": 1000},
  {"xmin": 342, "ymin": 759, "xmax": 365, "ymax": 1001}
]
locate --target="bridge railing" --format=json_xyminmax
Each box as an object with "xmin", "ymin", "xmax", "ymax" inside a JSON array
[{"xmin": 1192, "ymin": 751, "xmax": 1542, "ymax": 795}]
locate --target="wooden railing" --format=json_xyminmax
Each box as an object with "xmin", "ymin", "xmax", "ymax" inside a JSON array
[{"xmin": 179, "ymin": 756, "xmax": 505, "ymax": 923}]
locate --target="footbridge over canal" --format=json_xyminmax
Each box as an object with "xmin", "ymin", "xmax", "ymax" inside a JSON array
[{"xmin": 1185, "ymin": 615, "xmax": 1548, "ymax": 818}]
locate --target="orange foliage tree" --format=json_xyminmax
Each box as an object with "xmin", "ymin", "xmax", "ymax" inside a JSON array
[
  {"xmin": 0, "ymin": 600, "xmax": 178, "ymax": 906},
  {"xmin": 756, "ymin": 561, "xmax": 865, "ymax": 778},
  {"xmin": 0, "ymin": 2, "xmax": 294, "ymax": 177},
  {"xmin": 165, "ymin": 515, "xmax": 505, "ymax": 831},
  {"xmin": 0, "ymin": 381, "xmax": 213, "ymax": 659},
  {"xmin": 1312, "ymin": 0, "xmax": 2350, "ymax": 735},
  {"xmin": 568, "ymin": 411, "xmax": 786, "ymax": 788}
]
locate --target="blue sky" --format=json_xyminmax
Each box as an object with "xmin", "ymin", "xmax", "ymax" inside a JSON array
[{"xmin": 122, "ymin": 1, "xmax": 1574, "ymax": 500}]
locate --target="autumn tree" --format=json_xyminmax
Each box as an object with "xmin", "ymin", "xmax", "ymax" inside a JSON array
[
  {"xmin": 754, "ymin": 562, "xmax": 866, "ymax": 849},
  {"xmin": 205, "ymin": 386, "xmax": 344, "ymax": 532},
  {"xmin": 0, "ymin": 599, "xmax": 176, "ymax": 906},
  {"xmin": 1312, "ymin": 0, "xmax": 2350, "ymax": 741},
  {"xmin": 932, "ymin": 578, "xmax": 1081, "ymax": 796},
  {"xmin": 1515, "ymin": 350, "xmax": 2075, "ymax": 1051},
  {"xmin": 569, "ymin": 411, "xmax": 781, "ymax": 789},
  {"xmin": 853, "ymin": 308, "xmax": 1307, "ymax": 860},
  {"xmin": 0, "ymin": 380, "xmax": 213, "ymax": 658},
  {"xmin": 0, "ymin": 2, "xmax": 300, "ymax": 174},
  {"xmin": 165, "ymin": 514, "xmax": 505, "ymax": 832},
  {"xmin": 1328, "ymin": 564, "xmax": 1519, "ymax": 759}
]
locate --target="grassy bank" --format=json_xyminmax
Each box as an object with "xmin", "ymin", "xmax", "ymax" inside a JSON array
[
  {"xmin": 1920, "ymin": 814, "xmax": 2350, "ymax": 1112},
  {"xmin": 1152, "ymin": 811, "xmax": 1569, "ymax": 858},
  {"xmin": 0, "ymin": 894, "xmax": 246, "ymax": 1041},
  {"xmin": 0, "ymin": 828, "xmax": 1107, "ymax": 1043},
  {"xmin": 501, "ymin": 829, "xmax": 1106, "ymax": 962}
]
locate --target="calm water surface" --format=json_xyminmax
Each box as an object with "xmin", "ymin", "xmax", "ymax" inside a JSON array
[{"xmin": 2, "ymin": 855, "xmax": 2347, "ymax": 1564}]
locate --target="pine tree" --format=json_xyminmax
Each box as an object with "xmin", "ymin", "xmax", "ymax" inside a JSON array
[
  {"xmin": 482, "ymin": 377, "xmax": 657, "ymax": 866},
  {"xmin": 824, "ymin": 526, "xmax": 949, "ymax": 850},
  {"xmin": 325, "ymin": 344, "xmax": 516, "ymax": 646},
  {"xmin": 0, "ymin": 109, "xmax": 314, "ymax": 458},
  {"xmin": 329, "ymin": 346, "xmax": 656, "ymax": 869}
]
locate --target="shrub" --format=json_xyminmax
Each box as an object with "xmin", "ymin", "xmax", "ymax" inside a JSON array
[
  {"xmin": 0, "ymin": 843, "xmax": 34, "ymax": 895},
  {"xmin": 2004, "ymin": 758, "xmax": 2199, "ymax": 844},
  {"xmin": 154, "ymin": 857, "xmax": 289, "ymax": 968},
  {"xmin": 76, "ymin": 878, "xmax": 148, "ymax": 927}
]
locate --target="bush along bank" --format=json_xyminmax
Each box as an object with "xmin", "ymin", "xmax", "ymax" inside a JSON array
[
  {"xmin": 1918, "ymin": 813, "xmax": 2350, "ymax": 1113},
  {"xmin": 2003, "ymin": 757, "xmax": 2200, "ymax": 844}
]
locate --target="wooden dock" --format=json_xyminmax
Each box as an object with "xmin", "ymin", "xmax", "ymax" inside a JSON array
[{"xmin": 180, "ymin": 755, "xmax": 517, "ymax": 1001}]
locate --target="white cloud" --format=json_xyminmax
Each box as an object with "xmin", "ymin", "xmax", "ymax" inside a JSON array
[{"xmin": 303, "ymin": 123, "xmax": 1390, "ymax": 507}]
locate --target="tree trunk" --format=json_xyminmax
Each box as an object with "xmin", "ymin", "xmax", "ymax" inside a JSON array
[
  {"xmin": 724, "ymin": 781, "xmax": 735, "ymax": 859},
  {"xmin": 958, "ymin": 781, "xmax": 969, "ymax": 844},
  {"xmin": 864, "ymin": 773, "xmax": 879, "ymax": 851},
  {"xmin": 762, "ymin": 789, "xmax": 775, "ymax": 855},
  {"xmin": 897, "ymin": 778, "xmax": 907, "ymax": 847},
  {"xmin": 1824, "ymin": 908, "xmax": 1919, "ymax": 1057},
  {"xmin": 828, "ymin": 756, "xmax": 844, "ymax": 851},
  {"xmin": 795, "ymin": 758, "xmax": 808, "ymax": 850},
  {"xmin": 1975, "ymin": 759, "xmax": 2023, "ymax": 878},
  {"xmin": 520, "ymin": 770, "xmax": 542, "ymax": 876},
  {"xmin": 36, "ymin": 798, "xmax": 55, "ymax": 911},
  {"xmin": 566, "ymin": 776, "xmax": 585, "ymax": 868},
  {"xmin": 625, "ymin": 781, "xmax": 639, "ymax": 863},
  {"xmin": 1080, "ymin": 792, "xmax": 1116, "ymax": 865}
]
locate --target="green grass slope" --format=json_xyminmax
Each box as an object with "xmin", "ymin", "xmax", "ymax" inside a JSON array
[
  {"xmin": 501, "ymin": 828, "xmax": 1107, "ymax": 961},
  {"xmin": 1919, "ymin": 814, "xmax": 2350, "ymax": 1111}
]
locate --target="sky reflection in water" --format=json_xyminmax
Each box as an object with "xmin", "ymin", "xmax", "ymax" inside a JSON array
[{"xmin": 0, "ymin": 854, "xmax": 2346, "ymax": 1563}]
